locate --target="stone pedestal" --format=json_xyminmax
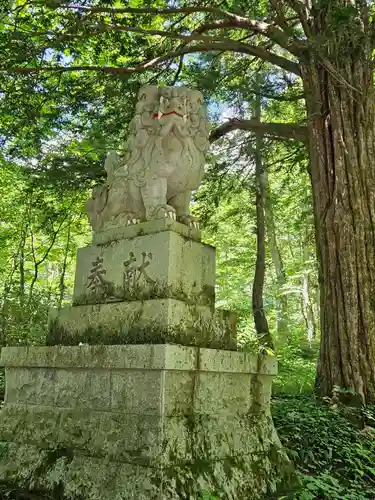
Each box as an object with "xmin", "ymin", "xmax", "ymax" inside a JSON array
[
  {"xmin": 0, "ymin": 345, "xmax": 295, "ymax": 500},
  {"xmin": 0, "ymin": 220, "xmax": 297, "ymax": 498}
]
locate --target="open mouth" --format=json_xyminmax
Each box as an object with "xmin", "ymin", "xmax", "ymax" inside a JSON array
[{"xmin": 153, "ymin": 111, "xmax": 185, "ymax": 118}]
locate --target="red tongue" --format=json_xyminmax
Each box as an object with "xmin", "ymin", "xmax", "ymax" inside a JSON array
[{"xmin": 152, "ymin": 111, "xmax": 181, "ymax": 118}]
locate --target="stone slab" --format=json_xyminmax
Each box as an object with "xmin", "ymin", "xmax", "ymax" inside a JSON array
[
  {"xmin": 2, "ymin": 348, "xmax": 274, "ymax": 416},
  {"xmin": 47, "ymin": 299, "xmax": 235, "ymax": 349},
  {"xmin": 92, "ymin": 218, "xmax": 202, "ymax": 245},
  {"xmin": 73, "ymin": 229, "xmax": 215, "ymax": 307},
  {"xmin": 1, "ymin": 345, "xmax": 273, "ymax": 375},
  {"xmin": 198, "ymin": 348, "xmax": 278, "ymax": 375},
  {"xmin": 0, "ymin": 404, "xmax": 276, "ymax": 462},
  {"xmin": 0, "ymin": 344, "xmax": 197, "ymax": 371}
]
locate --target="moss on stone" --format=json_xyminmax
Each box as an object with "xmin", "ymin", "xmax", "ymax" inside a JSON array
[
  {"xmin": 72, "ymin": 280, "xmax": 215, "ymax": 308},
  {"xmin": 46, "ymin": 316, "xmax": 234, "ymax": 350}
]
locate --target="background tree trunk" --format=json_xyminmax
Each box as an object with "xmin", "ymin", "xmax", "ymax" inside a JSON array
[
  {"xmin": 301, "ymin": 230, "xmax": 316, "ymax": 346},
  {"xmin": 264, "ymin": 176, "xmax": 288, "ymax": 339},
  {"xmin": 58, "ymin": 223, "xmax": 71, "ymax": 308},
  {"xmin": 252, "ymin": 76, "xmax": 273, "ymax": 347},
  {"xmin": 302, "ymin": 54, "xmax": 375, "ymax": 402}
]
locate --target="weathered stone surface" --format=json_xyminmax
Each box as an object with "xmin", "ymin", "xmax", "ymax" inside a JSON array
[
  {"xmin": 0, "ymin": 404, "xmax": 163, "ymax": 462},
  {"xmin": 194, "ymin": 372, "xmax": 252, "ymax": 415},
  {"xmin": 54, "ymin": 369, "xmax": 111, "ymax": 410},
  {"xmin": 198, "ymin": 348, "xmax": 277, "ymax": 375},
  {"xmin": 73, "ymin": 228, "xmax": 215, "ymax": 307},
  {"xmin": 163, "ymin": 371, "xmax": 195, "ymax": 415},
  {"xmin": 5, "ymin": 368, "xmax": 55, "ymax": 406},
  {"xmin": 0, "ymin": 443, "xmax": 158, "ymax": 500},
  {"xmin": 111, "ymin": 370, "xmax": 162, "ymax": 413},
  {"xmin": 0, "ymin": 410, "xmax": 296, "ymax": 500},
  {"xmin": 93, "ymin": 218, "xmax": 201, "ymax": 246}
]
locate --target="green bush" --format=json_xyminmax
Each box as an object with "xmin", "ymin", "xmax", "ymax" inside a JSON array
[
  {"xmin": 198, "ymin": 492, "xmax": 218, "ymax": 500},
  {"xmin": 273, "ymin": 356, "xmax": 316, "ymax": 395},
  {"xmin": 272, "ymin": 395, "xmax": 375, "ymax": 499},
  {"xmin": 1, "ymin": 290, "xmax": 50, "ymax": 347}
]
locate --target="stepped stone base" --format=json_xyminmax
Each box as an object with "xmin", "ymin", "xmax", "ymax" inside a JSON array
[
  {"xmin": 48, "ymin": 220, "xmax": 237, "ymax": 349},
  {"xmin": 0, "ymin": 345, "xmax": 296, "ymax": 500}
]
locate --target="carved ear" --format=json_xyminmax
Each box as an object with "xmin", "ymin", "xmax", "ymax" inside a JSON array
[
  {"xmin": 104, "ymin": 151, "xmax": 120, "ymax": 180},
  {"xmin": 138, "ymin": 85, "xmax": 160, "ymax": 103}
]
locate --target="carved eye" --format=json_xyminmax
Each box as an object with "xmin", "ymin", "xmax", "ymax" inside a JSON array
[{"xmin": 141, "ymin": 93, "xmax": 147, "ymax": 100}]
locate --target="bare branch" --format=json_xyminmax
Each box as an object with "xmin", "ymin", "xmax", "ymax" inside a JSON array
[
  {"xmin": 1, "ymin": 41, "xmax": 300, "ymax": 76},
  {"xmin": 210, "ymin": 118, "xmax": 307, "ymax": 143}
]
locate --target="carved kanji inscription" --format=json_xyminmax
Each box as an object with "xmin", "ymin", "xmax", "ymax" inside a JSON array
[
  {"xmin": 123, "ymin": 251, "xmax": 156, "ymax": 290},
  {"xmin": 87, "ymin": 257, "xmax": 108, "ymax": 293}
]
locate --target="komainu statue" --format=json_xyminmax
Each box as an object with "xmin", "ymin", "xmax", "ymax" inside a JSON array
[{"xmin": 86, "ymin": 85, "xmax": 210, "ymax": 231}]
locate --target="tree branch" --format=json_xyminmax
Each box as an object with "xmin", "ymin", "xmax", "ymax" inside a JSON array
[
  {"xmin": 171, "ymin": 55, "xmax": 184, "ymax": 85},
  {"xmin": 59, "ymin": 4, "xmax": 304, "ymax": 54},
  {"xmin": 1, "ymin": 41, "xmax": 300, "ymax": 76},
  {"xmin": 59, "ymin": 4, "xmax": 260, "ymax": 23},
  {"xmin": 42, "ymin": 24, "xmax": 242, "ymax": 44},
  {"xmin": 210, "ymin": 118, "xmax": 307, "ymax": 143},
  {"xmin": 284, "ymin": 0, "xmax": 312, "ymax": 37}
]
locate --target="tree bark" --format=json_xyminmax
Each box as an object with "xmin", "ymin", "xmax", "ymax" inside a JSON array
[
  {"xmin": 252, "ymin": 76, "xmax": 273, "ymax": 348},
  {"xmin": 301, "ymin": 51, "xmax": 375, "ymax": 402}
]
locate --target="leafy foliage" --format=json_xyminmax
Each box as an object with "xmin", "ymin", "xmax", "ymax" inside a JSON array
[{"xmin": 273, "ymin": 396, "xmax": 375, "ymax": 499}]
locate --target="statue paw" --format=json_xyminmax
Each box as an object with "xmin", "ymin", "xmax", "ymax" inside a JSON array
[
  {"xmin": 112, "ymin": 212, "xmax": 140, "ymax": 227},
  {"xmin": 149, "ymin": 204, "xmax": 176, "ymax": 221},
  {"xmin": 177, "ymin": 214, "xmax": 200, "ymax": 229}
]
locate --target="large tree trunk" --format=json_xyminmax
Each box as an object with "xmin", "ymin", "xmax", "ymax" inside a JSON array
[{"xmin": 301, "ymin": 46, "xmax": 375, "ymax": 402}]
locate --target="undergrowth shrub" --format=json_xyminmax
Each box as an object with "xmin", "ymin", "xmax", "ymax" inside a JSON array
[{"xmin": 272, "ymin": 395, "xmax": 375, "ymax": 499}]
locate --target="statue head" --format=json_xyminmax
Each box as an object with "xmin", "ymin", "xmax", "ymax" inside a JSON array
[
  {"xmin": 136, "ymin": 85, "xmax": 159, "ymax": 114},
  {"xmin": 159, "ymin": 87, "xmax": 188, "ymax": 122}
]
